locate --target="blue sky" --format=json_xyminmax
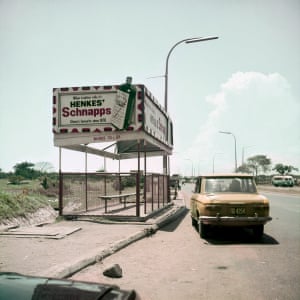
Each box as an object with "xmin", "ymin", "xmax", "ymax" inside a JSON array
[{"xmin": 1, "ymin": 0, "xmax": 299, "ymax": 175}]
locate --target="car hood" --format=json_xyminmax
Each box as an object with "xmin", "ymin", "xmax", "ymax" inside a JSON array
[{"xmin": 198, "ymin": 193, "xmax": 269, "ymax": 204}]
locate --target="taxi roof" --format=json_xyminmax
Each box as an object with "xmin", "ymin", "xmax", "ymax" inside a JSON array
[{"xmin": 196, "ymin": 173, "xmax": 254, "ymax": 178}]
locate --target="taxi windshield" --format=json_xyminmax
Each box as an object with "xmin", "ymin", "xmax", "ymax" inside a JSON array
[{"xmin": 205, "ymin": 177, "xmax": 257, "ymax": 193}]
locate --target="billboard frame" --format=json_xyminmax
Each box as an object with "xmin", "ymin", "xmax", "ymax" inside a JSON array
[{"xmin": 53, "ymin": 84, "xmax": 173, "ymax": 160}]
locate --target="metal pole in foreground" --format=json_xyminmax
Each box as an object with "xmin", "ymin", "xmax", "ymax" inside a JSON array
[{"xmin": 163, "ymin": 36, "xmax": 219, "ymax": 175}]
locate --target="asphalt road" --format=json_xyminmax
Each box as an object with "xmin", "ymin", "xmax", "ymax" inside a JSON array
[{"xmin": 71, "ymin": 184, "xmax": 300, "ymax": 300}]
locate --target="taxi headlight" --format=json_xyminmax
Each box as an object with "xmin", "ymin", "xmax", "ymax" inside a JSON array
[
  {"xmin": 206, "ymin": 205, "xmax": 221, "ymax": 211},
  {"xmin": 253, "ymin": 205, "xmax": 269, "ymax": 214}
]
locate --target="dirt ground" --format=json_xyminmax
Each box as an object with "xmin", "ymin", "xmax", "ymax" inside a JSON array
[
  {"xmin": 0, "ymin": 186, "xmax": 298, "ymax": 281},
  {"xmin": 0, "ymin": 220, "xmax": 151, "ymax": 277}
]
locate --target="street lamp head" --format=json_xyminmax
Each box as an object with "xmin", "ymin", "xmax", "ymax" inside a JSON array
[
  {"xmin": 219, "ymin": 131, "xmax": 231, "ymax": 135},
  {"xmin": 185, "ymin": 36, "xmax": 219, "ymax": 44}
]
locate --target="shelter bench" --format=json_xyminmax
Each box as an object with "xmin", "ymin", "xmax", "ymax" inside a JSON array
[{"xmin": 99, "ymin": 192, "xmax": 137, "ymax": 213}]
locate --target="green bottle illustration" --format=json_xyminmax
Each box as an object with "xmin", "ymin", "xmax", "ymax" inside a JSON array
[{"xmin": 111, "ymin": 76, "xmax": 137, "ymax": 130}]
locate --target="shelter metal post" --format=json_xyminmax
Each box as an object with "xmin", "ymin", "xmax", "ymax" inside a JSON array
[
  {"xmin": 151, "ymin": 174, "xmax": 154, "ymax": 211},
  {"xmin": 59, "ymin": 147, "xmax": 63, "ymax": 216},
  {"xmin": 158, "ymin": 175, "xmax": 160, "ymax": 208},
  {"xmin": 136, "ymin": 140, "xmax": 140, "ymax": 217},
  {"xmin": 163, "ymin": 174, "xmax": 165, "ymax": 206},
  {"xmin": 118, "ymin": 157, "xmax": 121, "ymax": 197},
  {"xmin": 85, "ymin": 145, "xmax": 88, "ymax": 211},
  {"xmin": 144, "ymin": 140, "xmax": 147, "ymax": 214}
]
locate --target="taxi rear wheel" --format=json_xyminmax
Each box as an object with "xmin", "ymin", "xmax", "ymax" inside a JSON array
[{"xmin": 253, "ymin": 225, "xmax": 264, "ymax": 240}]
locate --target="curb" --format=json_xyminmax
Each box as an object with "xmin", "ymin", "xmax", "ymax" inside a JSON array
[{"xmin": 43, "ymin": 205, "xmax": 187, "ymax": 279}]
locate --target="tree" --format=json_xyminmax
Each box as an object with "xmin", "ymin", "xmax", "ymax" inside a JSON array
[
  {"xmin": 247, "ymin": 155, "xmax": 272, "ymax": 177},
  {"xmin": 273, "ymin": 163, "xmax": 299, "ymax": 175},
  {"xmin": 13, "ymin": 161, "xmax": 38, "ymax": 180},
  {"xmin": 236, "ymin": 163, "xmax": 252, "ymax": 174},
  {"xmin": 34, "ymin": 162, "xmax": 55, "ymax": 173}
]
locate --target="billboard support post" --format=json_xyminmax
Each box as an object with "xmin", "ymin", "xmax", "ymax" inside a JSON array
[{"xmin": 144, "ymin": 140, "xmax": 147, "ymax": 214}]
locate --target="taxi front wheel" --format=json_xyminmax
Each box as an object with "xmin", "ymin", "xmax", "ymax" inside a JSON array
[
  {"xmin": 191, "ymin": 216, "xmax": 197, "ymax": 227},
  {"xmin": 199, "ymin": 222, "xmax": 209, "ymax": 238}
]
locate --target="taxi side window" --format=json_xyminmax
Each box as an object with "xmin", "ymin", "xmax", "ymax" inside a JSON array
[{"xmin": 195, "ymin": 178, "xmax": 202, "ymax": 193}]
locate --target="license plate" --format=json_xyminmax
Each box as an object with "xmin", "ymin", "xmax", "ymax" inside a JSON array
[{"xmin": 231, "ymin": 207, "xmax": 246, "ymax": 215}]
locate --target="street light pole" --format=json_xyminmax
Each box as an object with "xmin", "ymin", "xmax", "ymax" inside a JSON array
[
  {"xmin": 163, "ymin": 36, "xmax": 219, "ymax": 174},
  {"xmin": 197, "ymin": 160, "xmax": 204, "ymax": 176},
  {"xmin": 184, "ymin": 158, "xmax": 194, "ymax": 177},
  {"xmin": 242, "ymin": 145, "xmax": 255, "ymax": 165},
  {"xmin": 219, "ymin": 131, "xmax": 237, "ymax": 172},
  {"xmin": 164, "ymin": 36, "xmax": 218, "ymax": 111},
  {"xmin": 212, "ymin": 153, "xmax": 223, "ymax": 173}
]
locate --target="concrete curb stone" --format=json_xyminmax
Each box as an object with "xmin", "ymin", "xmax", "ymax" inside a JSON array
[{"xmin": 43, "ymin": 204, "xmax": 187, "ymax": 279}]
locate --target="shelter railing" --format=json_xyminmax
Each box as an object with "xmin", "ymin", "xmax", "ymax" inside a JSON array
[{"xmin": 59, "ymin": 172, "xmax": 171, "ymax": 218}]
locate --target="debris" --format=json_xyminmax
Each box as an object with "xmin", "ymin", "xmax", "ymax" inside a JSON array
[{"xmin": 103, "ymin": 264, "xmax": 123, "ymax": 278}]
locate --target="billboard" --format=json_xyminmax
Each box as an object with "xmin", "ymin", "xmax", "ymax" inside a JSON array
[
  {"xmin": 54, "ymin": 86, "xmax": 136, "ymax": 131},
  {"xmin": 144, "ymin": 93, "xmax": 168, "ymax": 144},
  {"xmin": 53, "ymin": 84, "xmax": 173, "ymax": 152}
]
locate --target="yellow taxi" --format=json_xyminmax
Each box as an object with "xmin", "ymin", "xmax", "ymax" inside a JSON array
[{"xmin": 190, "ymin": 174, "xmax": 272, "ymax": 239}]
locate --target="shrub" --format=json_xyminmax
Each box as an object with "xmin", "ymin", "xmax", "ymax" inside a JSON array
[
  {"xmin": 40, "ymin": 176, "xmax": 49, "ymax": 189},
  {"xmin": 8, "ymin": 175, "xmax": 24, "ymax": 185}
]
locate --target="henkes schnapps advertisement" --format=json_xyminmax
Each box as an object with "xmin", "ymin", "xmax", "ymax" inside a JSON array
[{"xmin": 59, "ymin": 90, "xmax": 135, "ymax": 130}]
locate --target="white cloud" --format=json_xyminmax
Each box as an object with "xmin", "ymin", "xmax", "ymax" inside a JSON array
[{"xmin": 178, "ymin": 72, "xmax": 300, "ymax": 174}]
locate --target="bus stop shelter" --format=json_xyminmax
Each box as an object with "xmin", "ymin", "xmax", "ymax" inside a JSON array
[{"xmin": 53, "ymin": 80, "xmax": 174, "ymax": 219}]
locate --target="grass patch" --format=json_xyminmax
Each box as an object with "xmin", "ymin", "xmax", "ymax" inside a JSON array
[{"xmin": 0, "ymin": 191, "xmax": 50, "ymax": 222}]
